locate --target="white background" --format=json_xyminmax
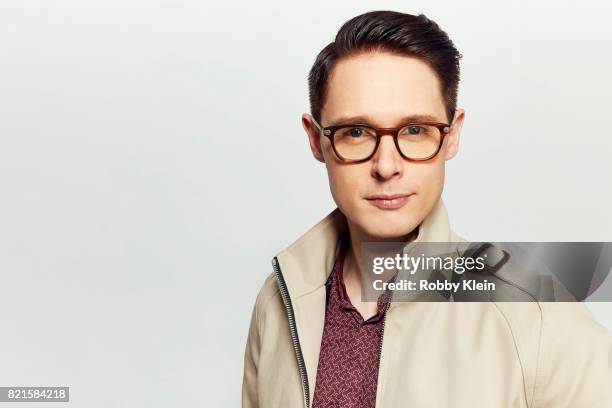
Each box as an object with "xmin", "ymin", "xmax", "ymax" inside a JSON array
[{"xmin": 1, "ymin": 1, "xmax": 611, "ymax": 407}]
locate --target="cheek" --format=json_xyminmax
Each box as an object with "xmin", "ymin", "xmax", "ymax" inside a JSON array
[
  {"xmin": 326, "ymin": 162, "xmax": 366, "ymax": 208},
  {"xmin": 409, "ymin": 160, "xmax": 445, "ymax": 197}
]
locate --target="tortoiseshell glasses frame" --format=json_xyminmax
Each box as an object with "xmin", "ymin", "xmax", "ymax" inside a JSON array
[{"xmin": 311, "ymin": 118, "xmax": 452, "ymax": 163}]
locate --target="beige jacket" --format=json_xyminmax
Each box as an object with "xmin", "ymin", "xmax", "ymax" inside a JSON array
[{"xmin": 242, "ymin": 199, "xmax": 612, "ymax": 407}]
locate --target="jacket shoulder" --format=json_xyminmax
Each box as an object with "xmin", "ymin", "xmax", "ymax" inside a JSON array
[
  {"xmin": 493, "ymin": 301, "xmax": 610, "ymax": 343},
  {"xmin": 254, "ymin": 271, "xmax": 280, "ymax": 311},
  {"xmin": 534, "ymin": 302, "xmax": 612, "ymax": 406},
  {"xmin": 251, "ymin": 271, "xmax": 282, "ymax": 330},
  {"xmin": 493, "ymin": 302, "xmax": 612, "ymax": 406}
]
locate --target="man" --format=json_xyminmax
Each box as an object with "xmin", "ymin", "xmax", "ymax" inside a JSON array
[{"xmin": 242, "ymin": 10, "xmax": 612, "ymax": 407}]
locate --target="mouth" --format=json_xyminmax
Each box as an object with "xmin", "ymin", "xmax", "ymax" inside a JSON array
[{"xmin": 365, "ymin": 193, "xmax": 414, "ymax": 210}]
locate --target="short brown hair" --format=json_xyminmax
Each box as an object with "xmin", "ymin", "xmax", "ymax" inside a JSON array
[{"xmin": 308, "ymin": 11, "xmax": 462, "ymax": 123}]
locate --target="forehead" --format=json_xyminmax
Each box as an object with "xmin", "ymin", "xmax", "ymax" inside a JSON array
[{"xmin": 322, "ymin": 52, "xmax": 447, "ymax": 126}]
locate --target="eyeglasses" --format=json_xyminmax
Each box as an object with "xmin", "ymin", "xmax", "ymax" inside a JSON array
[{"xmin": 311, "ymin": 118, "xmax": 452, "ymax": 163}]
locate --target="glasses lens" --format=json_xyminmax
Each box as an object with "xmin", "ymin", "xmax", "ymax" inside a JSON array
[
  {"xmin": 397, "ymin": 124, "xmax": 442, "ymax": 159},
  {"xmin": 333, "ymin": 126, "xmax": 378, "ymax": 160}
]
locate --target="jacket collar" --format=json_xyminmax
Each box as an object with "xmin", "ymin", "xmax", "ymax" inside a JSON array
[{"xmin": 274, "ymin": 198, "xmax": 456, "ymax": 301}]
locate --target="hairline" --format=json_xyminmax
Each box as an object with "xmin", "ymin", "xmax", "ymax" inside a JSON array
[{"xmin": 318, "ymin": 48, "xmax": 450, "ymax": 125}]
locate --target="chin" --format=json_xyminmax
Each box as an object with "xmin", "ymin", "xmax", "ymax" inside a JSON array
[{"xmin": 358, "ymin": 210, "xmax": 421, "ymax": 241}]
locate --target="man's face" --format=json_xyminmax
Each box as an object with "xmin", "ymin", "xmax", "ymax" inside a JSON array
[{"xmin": 303, "ymin": 52, "xmax": 464, "ymax": 240}]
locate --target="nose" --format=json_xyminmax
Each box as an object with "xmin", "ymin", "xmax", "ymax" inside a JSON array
[{"xmin": 371, "ymin": 134, "xmax": 403, "ymax": 181}]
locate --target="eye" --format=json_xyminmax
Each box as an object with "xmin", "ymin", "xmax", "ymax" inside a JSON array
[
  {"xmin": 400, "ymin": 125, "xmax": 435, "ymax": 138},
  {"xmin": 335, "ymin": 126, "xmax": 376, "ymax": 142},
  {"xmin": 406, "ymin": 126, "xmax": 423, "ymax": 135},
  {"xmin": 347, "ymin": 127, "xmax": 365, "ymax": 138}
]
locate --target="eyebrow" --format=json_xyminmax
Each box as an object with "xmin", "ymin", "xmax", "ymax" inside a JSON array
[{"xmin": 329, "ymin": 114, "xmax": 446, "ymax": 127}]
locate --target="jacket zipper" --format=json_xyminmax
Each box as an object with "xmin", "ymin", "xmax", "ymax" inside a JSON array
[
  {"xmin": 272, "ymin": 256, "xmax": 310, "ymax": 408},
  {"xmin": 377, "ymin": 304, "xmax": 389, "ymax": 362},
  {"xmin": 376, "ymin": 300, "xmax": 391, "ymax": 406}
]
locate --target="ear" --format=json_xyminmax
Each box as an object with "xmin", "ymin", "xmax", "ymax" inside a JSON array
[
  {"xmin": 444, "ymin": 108, "xmax": 465, "ymax": 161},
  {"xmin": 302, "ymin": 113, "xmax": 325, "ymax": 163}
]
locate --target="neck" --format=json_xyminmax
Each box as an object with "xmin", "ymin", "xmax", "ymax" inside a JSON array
[
  {"xmin": 344, "ymin": 221, "xmax": 420, "ymax": 287},
  {"xmin": 340, "ymin": 220, "xmax": 420, "ymax": 320}
]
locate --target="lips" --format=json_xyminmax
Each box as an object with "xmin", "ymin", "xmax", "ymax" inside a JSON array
[{"xmin": 365, "ymin": 193, "xmax": 414, "ymax": 210}]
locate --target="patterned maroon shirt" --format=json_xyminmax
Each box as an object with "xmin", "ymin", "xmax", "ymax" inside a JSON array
[{"xmin": 312, "ymin": 237, "xmax": 389, "ymax": 408}]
